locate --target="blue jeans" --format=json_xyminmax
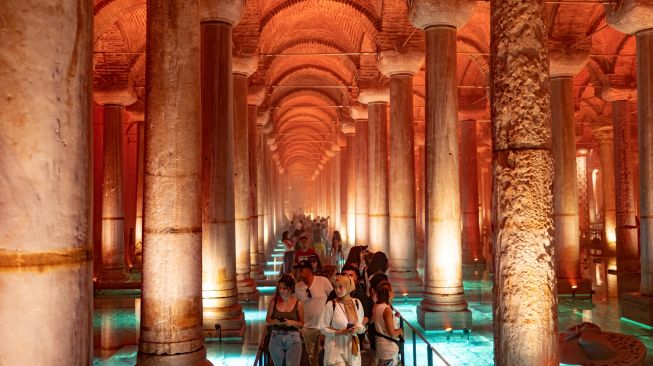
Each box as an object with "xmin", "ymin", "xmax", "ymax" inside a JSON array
[{"xmin": 269, "ymin": 330, "xmax": 302, "ymax": 366}]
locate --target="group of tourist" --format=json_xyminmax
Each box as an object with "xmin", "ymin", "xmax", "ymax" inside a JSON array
[{"xmin": 266, "ymin": 214, "xmax": 403, "ymax": 366}]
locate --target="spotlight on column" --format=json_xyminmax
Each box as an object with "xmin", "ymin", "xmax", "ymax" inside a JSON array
[
  {"xmin": 403, "ymin": 292, "xmax": 408, "ymax": 304},
  {"xmin": 445, "ymin": 327, "xmax": 453, "ymax": 341},
  {"xmin": 571, "ymin": 285, "xmax": 578, "ymax": 299},
  {"xmin": 463, "ymin": 327, "xmax": 470, "ymax": 341}
]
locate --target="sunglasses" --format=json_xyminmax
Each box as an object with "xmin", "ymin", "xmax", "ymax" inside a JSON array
[{"xmin": 306, "ymin": 287, "xmax": 312, "ymax": 298}]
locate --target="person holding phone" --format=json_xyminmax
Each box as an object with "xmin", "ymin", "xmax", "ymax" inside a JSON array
[
  {"xmin": 319, "ymin": 274, "xmax": 365, "ymax": 366},
  {"xmin": 266, "ymin": 275, "xmax": 305, "ymax": 366}
]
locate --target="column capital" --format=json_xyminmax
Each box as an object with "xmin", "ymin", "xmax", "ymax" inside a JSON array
[
  {"xmin": 377, "ymin": 51, "xmax": 424, "ymax": 77},
  {"xmin": 248, "ymin": 84, "xmax": 266, "ymax": 106},
  {"xmin": 350, "ymin": 105, "xmax": 369, "ymax": 120},
  {"xmin": 593, "ymin": 126, "xmax": 614, "ymax": 144},
  {"xmin": 94, "ymin": 88, "xmax": 137, "ymax": 106},
  {"xmin": 601, "ymin": 87, "xmax": 637, "ymax": 102},
  {"xmin": 341, "ymin": 121, "xmax": 356, "ymax": 134},
  {"xmin": 233, "ymin": 56, "xmax": 258, "ymax": 77},
  {"xmin": 604, "ymin": 0, "xmax": 653, "ymax": 35},
  {"xmin": 549, "ymin": 40, "xmax": 590, "ymax": 77},
  {"xmin": 458, "ymin": 107, "xmax": 486, "ymax": 122},
  {"xmin": 358, "ymin": 87, "xmax": 390, "ymax": 104},
  {"xmin": 409, "ymin": 0, "xmax": 475, "ymax": 30},
  {"xmin": 200, "ymin": 0, "xmax": 244, "ymax": 25},
  {"xmin": 337, "ymin": 132, "xmax": 347, "ymax": 147},
  {"xmin": 127, "ymin": 109, "xmax": 144, "ymax": 123}
]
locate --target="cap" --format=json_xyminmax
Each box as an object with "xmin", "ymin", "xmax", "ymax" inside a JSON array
[{"xmin": 293, "ymin": 260, "xmax": 312, "ymax": 270}]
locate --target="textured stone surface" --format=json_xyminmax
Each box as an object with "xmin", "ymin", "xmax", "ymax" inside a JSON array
[
  {"xmin": 0, "ymin": 1, "xmax": 93, "ymax": 364},
  {"xmin": 367, "ymin": 102, "xmax": 389, "ymax": 253},
  {"xmin": 354, "ymin": 117, "xmax": 369, "ymax": 245},
  {"xmin": 639, "ymin": 30, "xmax": 653, "ymax": 295},
  {"xmin": 604, "ymin": 0, "xmax": 653, "ymax": 35},
  {"xmin": 358, "ymin": 87, "xmax": 390, "ymax": 104},
  {"xmin": 460, "ymin": 119, "xmax": 482, "ymax": 264},
  {"xmin": 139, "ymin": 0, "xmax": 207, "ymax": 360},
  {"xmin": 377, "ymin": 50, "xmax": 424, "ymax": 76},
  {"xmin": 409, "ymin": 0, "xmax": 476, "ymax": 30},
  {"xmin": 491, "ymin": 0, "xmax": 558, "ymax": 364},
  {"xmin": 200, "ymin": 0, "xmax": 244, "ymax": 25}
]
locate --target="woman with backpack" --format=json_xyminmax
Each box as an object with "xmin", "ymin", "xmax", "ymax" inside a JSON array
[
  {"xmin": 319, "ymin": 273, "xmax": 365, "ymax": 366},
  {"xmin": 372, "ymin": 282, "xmax": 403, "ymax": 366}
]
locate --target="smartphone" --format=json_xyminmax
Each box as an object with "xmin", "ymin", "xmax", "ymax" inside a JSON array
[
  {"xmin": 277, "ymin": 317, "xmax": 286, "ymax": 322},
  {"xmin": 346, "ymin": 323, "xmax": 354, "ymax": 329}
]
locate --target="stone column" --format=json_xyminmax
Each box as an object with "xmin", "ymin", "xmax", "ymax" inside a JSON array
[
  {"xmin": 248, "ymin": 87, "xmax": 266, "ymax": 280},
  {"xmin": 602, "ymin": 89, "xmax": 640, "ymax": 295},
  {"xmin": 199, "ymin": 1, "xmax": 245, "ymax": 339},
  {"xmin": 488, "ymin": 0, "xmax": 557, "ymax": 364},
  {"xmin": 415, "ymin": 127, "xmax": 426, "ymax": 250},
  {"xmin": 595, "ymin": 129, "xmax": 618, "ymax": 267},
  {"xmin": 359, "ymin": 89, "xmax": 390, "ymax": 254},
  {"xmin": 606, "ymin": 2, "xmax": 653, "ymax": 323},
  {"xmin": 352, "ymin": 106, "xmax": 369, "ymax": 245},
  {"xmin": 134, "ymin": 120, "xmax": 145, "ymax": 268},
  {"xmin": 339, "ymin": 139, "xmax": 349, "ymax": 241},
  {"xmin": 459, "ymin": 118, "xmax": 482, "ymax": 265},
  {"xmin": 332, "ymin": 146, "xmax": 342, "ymax": 236},
  {"xmin": 95, "ymin": 91, "xmax": 136, "ymax": 282},
  {"xmin": 256, "ymin": 112, "xmax": 269, "ymax": 256},
  {"xmin": 233, "ymin": 57, "xmax": 259, "ymax": 299},
  {"xmin": 343, "ymin": 124, "xmax": 357, "ymax": 244},
  {"xmin": 378, "ymin": 52, "xmax": 424, "ymax": 295},
  {"xmin": 409, "ymin": 0, "xmax": 474, "ymax": 329},
  {"xmin": 549, "ymin": 45, "xmax": 589, "ymax": 292},
  {"xmin": 0, "ymin": 3, "xmax": 92, "ymax": 364},
  {"xmin": 138, "ymin": 0, "xmax": 211, "ymax": 364}
]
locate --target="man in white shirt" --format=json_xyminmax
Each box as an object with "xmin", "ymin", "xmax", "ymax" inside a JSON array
[{"xmin": 295, "ymin": 260, "xmax": 333, "ymax": 366}]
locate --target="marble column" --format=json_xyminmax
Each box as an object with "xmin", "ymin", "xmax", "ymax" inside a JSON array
[
  {"xmin": 199, "ymin": 1, "xmax": 245, "ymax": 339},
  {"xmin": 352, "ymin": 106, "xmax": 369, "ymax": 246},
  {"xmin": 459, "ymin": 118, "xmax": 482, "ymax": 265},
  {"xmin": 415, "ymin": 128, "xmax": 426, "ymax": 250},
  {"xmin": 488, "ymin": 0, "xmax": 557, "ymax": 363},
  {"xmin": 378, "ymin": 51, "xmax": 424, "ymax": 295},
  {"xmin": 233, "ymin": 57, "xmax": 259, "ymax": 299},
  {"xmin": 0, "ymin": 2, "xmax": 92, "ymax": 364},
  {"xmin": 256, "ymin": 113, "xmax": 269, "ymax": 254},
  {"xmin": 134, "ymin": 120, "xmax": 145, "ymax": 268},
  {"xmin": 138, "ymin": 0, "xmax": 211, "ymax": 364},
  {"xmin": 595, "ymin": 129, "xmax": 618, "ymax": 267},
  {"xmin": 343, "ymin": 125, "xmax": 357, "ymax": 244},
  {"xmin": 549, "ymin": 46, "xmax": 589, "ymax": 291},
  {"xmin": 340, "ymin": 140, "xmax": 349, "ymax": 241},
  {"xmin": 409, "ymin": 0, "xmax": 474, "ymax": 329},
  {"xmin": 606, "ymin": 3, "xmax": 653, "ymax": 322},
  {"xmin": 248, "ymin": 87, "xmax": 266, "ymax": 280},
  {"xmin": 359, "ymin": 89, "xmax": 390, "ymax": 254},
  {"xmin": 95, "ymin": 91, "xmax": 135, "ymax": 282}
]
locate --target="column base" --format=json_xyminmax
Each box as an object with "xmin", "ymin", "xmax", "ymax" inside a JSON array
[
  {"xmin": 388, "ymin": 271, "xmax": 423, "ymax": 297},
  {"xmin": 250, "ymin": 264, "xmax": 265, "ymax": 281},
  {"xmin": 137, "ymin": 346, "xmax": 212, "ymax": 366},
  {"xmin": 237, "ymin": 277, "xmax": 260, "ymax": 301},
  {"xmin": 417, "ymin": 305, "xmax": 472, "ymax": 330},
  {"xmin": 620, "ymin": 292, "xmax": 653, "ymax": 327},
  {"xmin": 98, "ymin": 268, "xmax": 129, "ymax": 283},
  {"xmin": 203, "ymin": 304, "xmax": 246, "ymax": 340},
  {"xmin": 617, "ymin": 271, "xmax": 641, "ymax": 295},
  {"xmin": 557, "ymin": 278, "xmax": 592, "ymax": 298}
]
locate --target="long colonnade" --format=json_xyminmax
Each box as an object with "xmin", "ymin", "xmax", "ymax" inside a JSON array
[{"xmin": 3, "ymin": 0, "xmax": 653, "ymax": 365}]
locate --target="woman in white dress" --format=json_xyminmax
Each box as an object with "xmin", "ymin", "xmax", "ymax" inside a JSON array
[{"xmin": 319, "ymin": 274, "xmax": 366, "ymax": 366}]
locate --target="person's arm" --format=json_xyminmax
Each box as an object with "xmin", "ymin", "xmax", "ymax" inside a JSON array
[
  {"xmin": 382, "ymin": 306, "xmax": 402, "ymax": 338},
  {"xmin": 354, "ymin": 299, "xmax": 366, "ymax": 334},
  {"xmin": 295, "ymin": 282, "xmax": 308, "ymax": 302}
]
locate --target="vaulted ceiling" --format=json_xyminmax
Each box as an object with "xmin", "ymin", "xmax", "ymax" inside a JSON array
[{"xmin": 93, "ymin": 0, "xmax": 637, "ymax": 182}]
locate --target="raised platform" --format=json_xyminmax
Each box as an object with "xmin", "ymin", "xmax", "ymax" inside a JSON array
[
  {"xmin": 417, "ymin": 305, "xmax": 472, "ymax": 330},
  {"xmin": 620, "ymin": 292, "xmax": 653, "ymax": 328}
]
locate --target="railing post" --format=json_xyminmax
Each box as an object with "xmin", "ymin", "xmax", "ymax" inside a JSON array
[
  {"xmin": 399, "ymin": 318, "xmax": 405, "ymax": 365},
  {"xmin": 427, "ymin": 344, "xmax": 433, "ymax": 366},
  {"xmin": 412, "ymin": 329, "xmax": 417, "ymax": 366}
]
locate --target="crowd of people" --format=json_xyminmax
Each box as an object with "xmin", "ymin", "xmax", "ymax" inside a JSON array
[{"xmin": 266, "ymin": 214, "xmax": 403, "ymax": 366}]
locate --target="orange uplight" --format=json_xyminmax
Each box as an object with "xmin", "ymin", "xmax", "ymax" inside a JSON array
[
  {"xmin": 571, "ymin": 285, "xmax": 578, "ymax": 289},
  {"xmin": 445, "ymin": 327, "xmax": 453, "ymax": 332}
]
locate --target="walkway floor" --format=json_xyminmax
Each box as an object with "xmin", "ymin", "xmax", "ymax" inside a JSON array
[{"xmin": 93, "ymin": 241, "xmax": 653, "ymax": 365}]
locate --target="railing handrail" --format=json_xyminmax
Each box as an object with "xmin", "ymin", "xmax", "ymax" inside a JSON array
[
  {"xmin": 252, "ymin": 324, "xmax": 269, "ymax": 366},
  {"xmin": 391, "ymin": 304, "xmax": 451, "ymax": 366}
]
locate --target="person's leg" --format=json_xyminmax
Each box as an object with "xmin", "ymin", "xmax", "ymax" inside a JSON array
[
  {"xmin": 301, "ymin": 327, "xmax": 320, "ymax": 366},
  {"xmin": 285, "ymin": 332, "xmax": 303, "ymax": 366},
  {"xmin": 268, "ymin": 334, "xmax": 285, "ymax": 366}
]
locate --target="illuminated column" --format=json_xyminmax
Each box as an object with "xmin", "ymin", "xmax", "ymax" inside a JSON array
[
  {"xmin": 359, "ymin": 88, "xmax": 390, "ymax": 253},
  {"xmin": 339, "ymin": 138, "xmax": 349, "ymax": 241},
  {"xmin": 134, "ymin": 119, "xmax": 145, "ymax": 268},
  {"xmin": 343, "ymin": 125, "xmax": 357, "ymax": 244},
  {"xmin": 233, "ymin": 57, "xmax": 259, "ymax": 299},
  {"xmin": 489, "ymin": 0, "xmax": 558, "ymax": 363},
  {"xmin": 595, "ymin": 129, "xmax": 618, "ymax": 266},
  {"xmin": 333, "ymin": 144, "xmax": 343, "ymax": 237},
  {"xmin": 351, "ymin": 106, "xmax": 369, "ymax": 245},
  {"xmin": 0, "ymin": 3, "xmax": 92, "ymax": 364},
  {"xmin": 257, "ymin": 113, "xmax": 270, "ymax": 251},
  {"xmin": 138, "ymin": 0, "xmax": 211, "ymax": 364},
  {"xmin": 409, "ymin": 0, "xmax": 474, "ymax": 329},
  {"xmin": 459, "ymin": 118, "xmax": 482, "ymax": 265},
  {"xmin": 248, "ymin": 87, "xmax": 266, "ymax": 280},
  {"xmin": 198, "ymin": 1, "xmax": 245, "ymax": 339},
  {"xmin": 549, "ymin": 46, "xmax": 589, "ymax": 291},
  {"xmin": 378, "ymin": 51, "xmax": 424, "ymax": 295},
  {"xmin": 601, "ymin": 89, "xmax": 640, "ymax": 294},
  {"xmin": 415, "ymin": 126, "xmax": 426, "ymax": 249},
  {"xmin": 95, "ymin": 91, "xmax": 135, "ymax": 282},
  {"xmin": 606, "ymin": 4, "xmax": 653, "ymax": 321}
]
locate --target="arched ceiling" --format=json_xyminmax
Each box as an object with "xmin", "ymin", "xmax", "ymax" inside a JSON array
[{"xmin": 94, "ymin": 0, "xmax": 639, "ymax": 182}]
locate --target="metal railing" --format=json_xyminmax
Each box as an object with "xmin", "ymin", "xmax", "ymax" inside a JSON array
[
  {"xmin": 253, "ymin": 325, "xmax": 271, "ymax": 366},
  {"xmin": 392, "ymin": 306, "xmax": 451, "ymax": 366}
]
